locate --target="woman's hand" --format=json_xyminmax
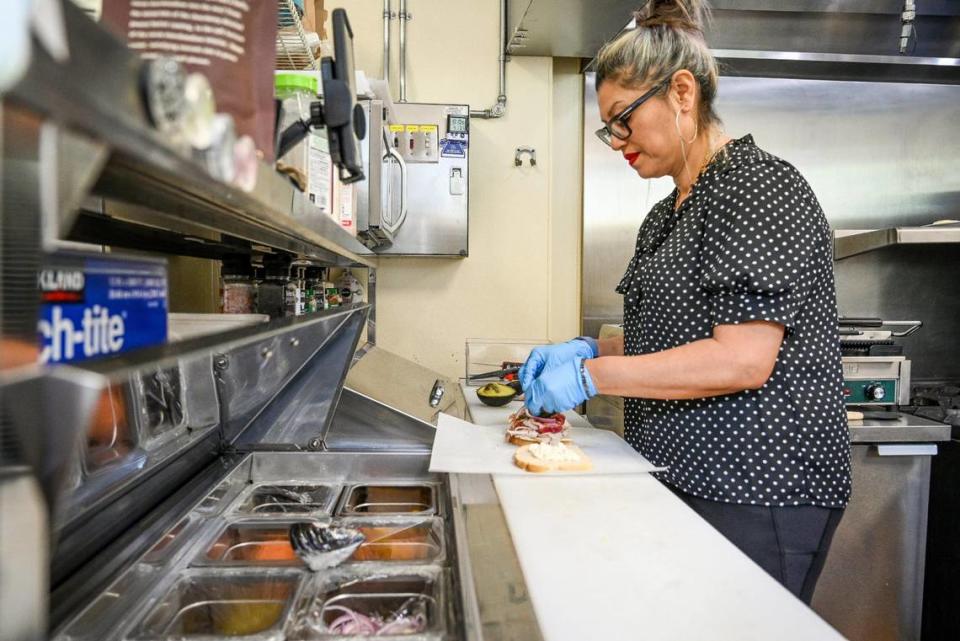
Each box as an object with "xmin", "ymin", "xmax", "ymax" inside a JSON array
[
  {"xmin": 525, "ymin": 357, "xmax": 598, "ymax": 415},
  {"xmin": 519, "ymin": 338, "xmax": 598, "ymax": 390}
]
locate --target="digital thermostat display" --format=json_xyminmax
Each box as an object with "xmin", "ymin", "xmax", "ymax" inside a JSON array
[{"xmin": 447, "ymin": 115, "xmax": 469, "ymax": 134}]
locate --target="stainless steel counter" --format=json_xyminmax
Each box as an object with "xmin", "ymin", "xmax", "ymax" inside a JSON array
[
  {"xmin": 814, "ymin": 414, "xmax": 950, "ymax": 641},
  {"xmin": 849, "ymin": 414, "xmax": 951, "ymax": 443}
]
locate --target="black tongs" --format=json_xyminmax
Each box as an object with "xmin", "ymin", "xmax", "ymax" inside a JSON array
[{"xmin": 468, "ymin": 365, "xmax": 521, "ymax": 381}]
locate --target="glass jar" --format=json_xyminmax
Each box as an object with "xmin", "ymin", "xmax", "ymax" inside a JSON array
[{"xmin": 221, "ymin": 275, "xmax": 256, "ymax": 314}]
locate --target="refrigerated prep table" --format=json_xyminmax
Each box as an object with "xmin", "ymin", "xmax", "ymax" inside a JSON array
[{"xmin": 37, "ymin": 306, "xmax": 490, "ymax": 641}]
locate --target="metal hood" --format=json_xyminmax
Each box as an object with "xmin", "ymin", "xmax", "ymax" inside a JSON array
[{"xmin": 508, "ymin": 0, "xmax": 960, "ymax": 83}]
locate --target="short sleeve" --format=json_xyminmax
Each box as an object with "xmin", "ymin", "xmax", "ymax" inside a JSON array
[{"xmin": 699, "ymin": 161, "xmax": 827, "ymax": 331}]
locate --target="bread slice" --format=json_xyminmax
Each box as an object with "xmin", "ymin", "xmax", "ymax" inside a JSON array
[{"xmin": 513, "ymin": 444, "xmax": 592, "ymax": 473}]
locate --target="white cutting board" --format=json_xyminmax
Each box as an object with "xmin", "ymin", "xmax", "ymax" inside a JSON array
[
  {"xmin": 494, "ymin": 475, "xmax": 848, "ymax": 641},
  {"xmin": 429, "ymin": 413, "xmax": 662, "ymax": 476}
]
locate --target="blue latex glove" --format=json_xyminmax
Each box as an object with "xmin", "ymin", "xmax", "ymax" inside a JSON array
[
  {"xmin": 519, "ymin": 338, "xmax": 599, "ymax": 391},
  {"xmin": 525, "ymin": 357, "xmax": 598, "ymax": 416}
]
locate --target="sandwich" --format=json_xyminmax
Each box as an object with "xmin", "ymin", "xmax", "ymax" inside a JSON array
[{"xmin": 505, "ymin": 407, "xmax": 569, "ymax": 445}]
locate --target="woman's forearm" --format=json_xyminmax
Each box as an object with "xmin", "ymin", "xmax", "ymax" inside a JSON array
[
  {"xmin": 585, "ymin": 322, "xmax": 784, "ymax": 400},
  {"xmin": 597, "ymin": 334, "xmax": 624, "ymax": 357}
]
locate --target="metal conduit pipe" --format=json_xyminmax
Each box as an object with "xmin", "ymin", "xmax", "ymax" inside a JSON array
[
  {"xmin": 383, "ymin": 0, "xmax": 392, "ymax": 87},
  {"xmin": 398, "ymin": 0, "xmax": 409, "ymax": 102},
  {"xmin": 470, "ymin": 0, "xmax": 507, "ymax": 119}
]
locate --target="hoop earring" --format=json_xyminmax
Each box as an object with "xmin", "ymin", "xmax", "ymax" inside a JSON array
[{"xmin": 675, "ymin": 109, "xmax": 697, "ymax": 145}]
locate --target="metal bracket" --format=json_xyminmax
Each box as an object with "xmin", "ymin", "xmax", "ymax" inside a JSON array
[
  {"xmin": 514, "ymin": 146, "xmax": 537, "ymax": 167},
  {"xmin": 900, "ymin": 0, "xmax": 917, "ymax": 54},
  {"xmin": 429, "ymin": 379, "xmax": 445, "ymax": 408}
]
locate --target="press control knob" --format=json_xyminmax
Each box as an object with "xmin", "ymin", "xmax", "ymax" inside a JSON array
[{"xmin": 865, "ymin": 384, "xmax": 886, "ymax": 401}]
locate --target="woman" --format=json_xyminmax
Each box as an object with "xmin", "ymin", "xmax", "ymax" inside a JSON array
[{"xmin": 519, "ymin": 0, "xmax": 851, "ymax": 604}]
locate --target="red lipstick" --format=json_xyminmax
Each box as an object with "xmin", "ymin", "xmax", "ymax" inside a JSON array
[{"xmin": 624, "ymin": 151, "xmax": 640, "ymax": 165}]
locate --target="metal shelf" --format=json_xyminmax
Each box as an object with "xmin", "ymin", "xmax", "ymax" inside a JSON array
[
  {"xmin": 849, "ymin": 413, "xmax": 951, "ymax": 444},
  {"xmin": 834, "ymin": 223, "xmax": 960, "ymax": 259},
  {"xmin": 276, "ymin": 0, "xmax": 318, "ymax": 71},
  {"xmin": 3, "ymin": 0, "xmax": 374, "ymax": 267}
]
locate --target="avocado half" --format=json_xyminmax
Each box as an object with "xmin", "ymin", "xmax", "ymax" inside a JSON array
[{"xmin": 476, "ymin": 382, "xmax": 518, "ymax": 406}]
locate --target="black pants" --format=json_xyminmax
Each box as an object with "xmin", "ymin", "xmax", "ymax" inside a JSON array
[{"xmin": 666, "ymin": 484, "xmax": 844, "ymax": 604}]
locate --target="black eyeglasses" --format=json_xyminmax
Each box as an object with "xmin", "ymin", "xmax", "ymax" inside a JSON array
[{"xmin": 595, "ymin": 80, "xmax": 669, "ymax": 147}]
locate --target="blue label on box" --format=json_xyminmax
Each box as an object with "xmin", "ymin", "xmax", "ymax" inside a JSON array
[{"xmin": 38, "ymin": 255, "xmax": 168, "ymax": 364}]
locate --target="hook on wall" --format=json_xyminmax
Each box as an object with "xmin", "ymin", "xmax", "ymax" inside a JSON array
[{"xmin": 514, "ymin": 146, "xmax": 536, "ymax": 167}]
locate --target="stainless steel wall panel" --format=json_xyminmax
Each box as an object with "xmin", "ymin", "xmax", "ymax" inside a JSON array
[
  {"xmin": 834, "ymin": 245, "xmax": 960, "ymax": 381},
  {"xmin": 582, "ymin": 75, "xmax": 960, "ymax": 381},
  {"xmin": 581, "ymin": 75, "xmax": 673, "ymax": 337}
]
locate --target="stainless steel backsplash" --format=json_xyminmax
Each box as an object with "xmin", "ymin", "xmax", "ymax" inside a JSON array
[{"xmin": 582, "ymin": 74, "xmax": 960, "ymax": 381}]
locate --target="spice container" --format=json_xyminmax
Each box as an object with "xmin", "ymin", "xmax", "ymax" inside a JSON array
[
  {"xmin": 132, "ymin": 569, "xmax": 302, "ymax": 638},
  {"xmin": 256, "ymin": 276, "xmax": 288, "ymax": 319},
  {"xmin": 222, "ymin": 274, "xmax": 257, "ymax": 314},
  {"xmin": 285, "ymin": 277, "xmax": 303, "ymax": 317},
  {"xmin": 337, "ymin": 269, "xmax": 364, "ymax": 305},
  {"xmin": 339, "ymin": 484, "xmax": 438, "ymax": 517}
]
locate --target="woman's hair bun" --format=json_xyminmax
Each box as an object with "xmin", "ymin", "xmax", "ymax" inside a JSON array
[{"xmin": 633, "ymin": 0, "xmax": 710, "ymax": 33}]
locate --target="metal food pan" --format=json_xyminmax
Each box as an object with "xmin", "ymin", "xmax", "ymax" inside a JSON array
[
  {"xmin": 337, "ymin": 483, "xmax": 439, "ymax": 517},
  {"xmin": 129, "ymin": 568, "xmax": 304, "ymax": 640},
  {"xmin": 228, "ymin": 482, "xmax": 342, "ymax": 518},
  {"xmin": 290, "ymin": 567, "xmax": 447, "ymax": 639},
  {"xmin": 334, "ymin": 517, "xmax": 446, "ymax": 566},
  {"xmin": 192, "ymin": 519, "xmax": 319, "ymax": 568}
]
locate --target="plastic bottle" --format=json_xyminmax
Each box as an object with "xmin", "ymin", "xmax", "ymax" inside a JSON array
[{"xmin": 337, "ymin": 269, "xmax": 364, "ymax": 305}]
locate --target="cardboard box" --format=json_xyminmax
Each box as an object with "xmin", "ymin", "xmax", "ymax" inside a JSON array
[
  {"xmin": 302, "ymin": 0, "xmax": 327, "ymax": 40},
  {"xmin": 39, "ymin": 252, "xmax": 168, "ymax": 363},
  {"xmin": 331, "ymin": 176, "xmax": 357, "ymax": 236}
]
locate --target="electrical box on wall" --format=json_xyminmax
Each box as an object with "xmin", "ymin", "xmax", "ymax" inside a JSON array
[{"xmin": 356, "ymin": 101, "xmax": 469, "ymax": 256}]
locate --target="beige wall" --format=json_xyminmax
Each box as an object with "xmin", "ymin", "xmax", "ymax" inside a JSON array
[{"xmin": 327, "ymin": 1, "xmax": 583, "ymax": 378}]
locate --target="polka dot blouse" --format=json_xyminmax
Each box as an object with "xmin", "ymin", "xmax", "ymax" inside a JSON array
[{"xmin": 617, "ymin": 135, "xmax": 852, "ymax": 508}]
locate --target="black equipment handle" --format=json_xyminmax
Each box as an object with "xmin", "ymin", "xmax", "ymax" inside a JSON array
[{"xmin": 838, "ymin": 317, "xmax": 883, "ymax": 327}]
